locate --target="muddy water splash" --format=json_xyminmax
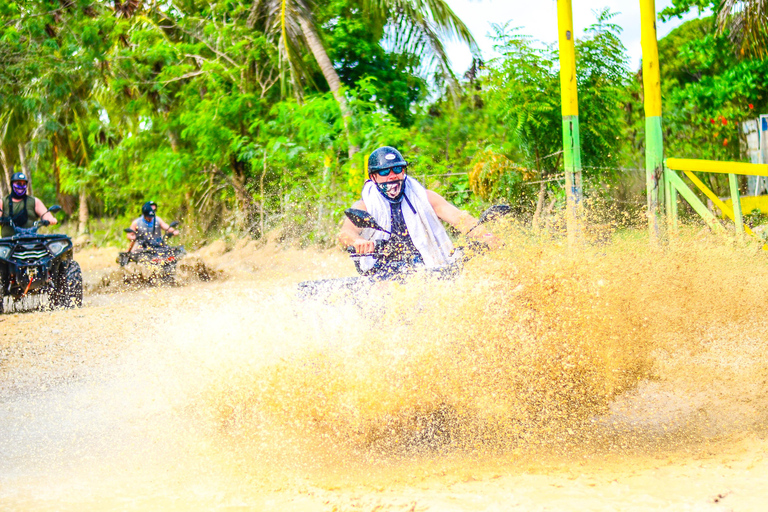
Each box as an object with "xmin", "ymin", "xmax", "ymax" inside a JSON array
[
  {"xmin": 200, "ymin": 231, "xmax": 768, "ymax": 476},
  {"xmin": 2, "ymin": 233, "xmax": 768, "ymax": 508}
]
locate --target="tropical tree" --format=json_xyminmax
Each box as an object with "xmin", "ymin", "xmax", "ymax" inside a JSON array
[
  {"xmin": 245, "ymin": 0, "xmax": 479, "ymax": 158},
  {"xmin": 662, "ymin": 0, "xmax": 768, "ymax": 58}
]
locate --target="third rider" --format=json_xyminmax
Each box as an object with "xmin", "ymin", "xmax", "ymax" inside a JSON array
[{"xmin": 126, "ymin": 201, "xmax": 179, "ymax": 251}]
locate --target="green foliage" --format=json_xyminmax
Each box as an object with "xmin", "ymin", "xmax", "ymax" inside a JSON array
[
  {"xmin": 4, "ymin": 1, "xmax": 764, "ymax": 245},
  {"xmin": 658, "ymin": 16, "xmax": 768, "ymax": 166},
  {"xmin": 661, "ymin": 0, "xmax": 768, "ymax": 59},
  {"xmin": 317, "ymin": 0, "xmax": 427, "ymax": 126},
  {"xmin": 659, "ymin": 0, "xmax": 715, "ymax": 20},
  {"xmin": 477, "ymin": 10, "xmax": 630, "ymax": 209}
]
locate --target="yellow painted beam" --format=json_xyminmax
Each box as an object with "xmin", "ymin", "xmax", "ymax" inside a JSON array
[
  {"xmin": 683, "ymin": 170, "xmax": 764, "ymax": 243},
  {"xmin": 667, "ymin": 158, "xmax": 768, "ymax": 177},
  {"xmin": 557, "ymin": 0, "xmax": 578, "ymax": 117},
  {"xmin": 639, "ymin": 0, "xmax": 662, "ymax": 118}
]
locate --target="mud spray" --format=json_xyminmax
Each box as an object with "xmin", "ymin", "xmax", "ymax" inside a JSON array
[{"xmin": 1, "ymin": 228, "xmax": 768, "ymax": 509}]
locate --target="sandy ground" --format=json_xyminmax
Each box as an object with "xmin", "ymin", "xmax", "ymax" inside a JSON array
[{"xmin": 1, "ymin": 237, "xmax": 768, "ymax": 511}]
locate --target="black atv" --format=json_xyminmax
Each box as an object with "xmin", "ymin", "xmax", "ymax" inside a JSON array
[
  {"xmin": 0, "ymin": 205, "xmax": 82, "ymax": 314},
  {"xmin": 297, "ymin": 205, "xmax": 510, "ymax": 299},
  {"xmin": 117, "ymin": 221, "xmax": 185, "ymax": 283}
]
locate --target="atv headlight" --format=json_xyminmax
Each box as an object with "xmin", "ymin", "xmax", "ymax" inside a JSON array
[
  {"xmin": 0, "ymin": 245, "xmax": 10, "ymax": 259},
  {"xmin": 47, "ymin": 240, "xmax": 70, "ymax": 256}
]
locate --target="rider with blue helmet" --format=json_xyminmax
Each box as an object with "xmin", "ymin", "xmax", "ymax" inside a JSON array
[{"xmin": 1, "ymin": 172, "xmax": 58, "ymax": 238}]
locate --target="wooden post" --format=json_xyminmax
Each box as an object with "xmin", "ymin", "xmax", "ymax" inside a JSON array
[
  {"xmin": 557, "ymin": 0, "xmax": 583, "ymax": 247},
  {"xmin": 640, "ymin": 0, "xmax": 663, "ymax": 243}
]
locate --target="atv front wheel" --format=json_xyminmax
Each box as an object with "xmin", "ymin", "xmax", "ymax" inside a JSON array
[
  {"xmin": 0, "ymin": 265, "xmax": 5, "ymax": 314},
  {"xmin": 51, "ymin": 260, "xmax": 83, "ymax": 309}
]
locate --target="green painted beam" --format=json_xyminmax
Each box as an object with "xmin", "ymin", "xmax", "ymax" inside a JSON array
[
  {"xmin": 666, "ymin": 170, "xmax": 722, "ymax": 231},
  {"xmin": 562, "ymin": 115, "xmax": 583, "ymax": 245},
  {"xmin": 640, "ymin": 0, "xmax": 664, "ymax": 243},
  {"xmin": 646, "ymin": 116, "xmax": 663, "ymax": 241},
  {"xmin": 728, "ymin": 173, "xmax": 744, "ymax": 238},
  {"xmin": 558, "ymin": 0, "xmax": 583, "ymax": 247},
  {"xmin": 664, "ymin": 165, "xmax": 678, "ymax": 234}
]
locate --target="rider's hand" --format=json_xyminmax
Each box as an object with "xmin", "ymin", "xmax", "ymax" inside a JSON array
[
  {"xmin": 479, "ymin": 232, "xmax": 503, "ymax": 250},
  {"xmin": 352, "ymin": 237, "xmax": 375, "ymax": 254},
  {"xmin": 40, "ymin": 219, "xmax": 50, "ymax": 226}
]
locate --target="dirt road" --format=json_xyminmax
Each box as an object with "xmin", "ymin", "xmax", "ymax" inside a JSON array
[{"xmin": 1, "ymin": 238, "xmax": 767, "ymax": 511}]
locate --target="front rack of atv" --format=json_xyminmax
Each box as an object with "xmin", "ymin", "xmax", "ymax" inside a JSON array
[{"xmin": 117, "ymin": 246, "xmax": 185, "ymax": 267}]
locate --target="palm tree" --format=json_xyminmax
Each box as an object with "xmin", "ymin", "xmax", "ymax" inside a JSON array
[
  {"xmin": 717, "ymin": 0, "xmax": 768, "ymax": 58},
  {"xmin": 247, "ymin": 0, "xmax": 479, "ymax": 158}
]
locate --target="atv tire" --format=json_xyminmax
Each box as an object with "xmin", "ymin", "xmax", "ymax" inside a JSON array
[
  {"xmin": 0, "ymin": 266, "xmax": 5, "ymax": 314},
  {"xmin": 51, "ymin": 260, "xmax": 83, "ymax": 309}
]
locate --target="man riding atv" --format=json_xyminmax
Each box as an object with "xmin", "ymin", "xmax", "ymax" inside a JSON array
[
  {"xmin": 126, "ymin": 201, "xmax": 180, "ymax": 251},
  {"xmin": 0, "ymin": 172, "xmax": 58, "ymax": 238},
  {"xmin": 338, "ymin": 146, "xmax": 500, "ymax": 276}
]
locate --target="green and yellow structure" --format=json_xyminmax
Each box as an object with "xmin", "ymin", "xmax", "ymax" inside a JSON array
[
  {"xmin": 639, "ymin": 0, "xmax": 663, "ymax": 241},
  {"xmin": 557, "ymin": 0, "xmax": 583, "ymax": 246},
  {"xmin": 557, "ymin": 0, "xmax": 766, "ymax": 246}
]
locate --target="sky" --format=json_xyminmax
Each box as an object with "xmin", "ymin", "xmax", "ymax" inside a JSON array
[{"xmin": 442, "ymin": 0, "xmax": 708, "ymax": 74}]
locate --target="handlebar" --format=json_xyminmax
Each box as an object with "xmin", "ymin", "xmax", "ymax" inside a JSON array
[
  {"xmin": 346, "ymin": 239, "xmax": 387, "ymax": 256},
  {"xmin": 0, "ymin": 218, "xmax": 51, "ymax": 234}
]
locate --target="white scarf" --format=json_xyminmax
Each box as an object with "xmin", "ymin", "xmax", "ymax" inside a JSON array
[{"xmin": 359, "ymin": 176, "xmax": 454, "ymax": 273}]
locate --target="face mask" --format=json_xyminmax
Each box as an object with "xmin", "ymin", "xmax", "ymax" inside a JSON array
[
  {"xmin": 11, "ymin": 182, "xmax": 27, "ymax": 198},
  {"xmin": 376, "ymin": 179, "xmax": 405, "ymax": 201}
]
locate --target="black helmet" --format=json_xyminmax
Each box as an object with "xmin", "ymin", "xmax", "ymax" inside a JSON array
[
  {"xmin": 368, "ymin": 146, "xmax": 407, "ymax": 174},
  {"xmin": 368, "ymin": 146, "xmax": 408, "ymax": 203},
  {"xmin": 141, "ymin": 201, "xmax": 156, "ymax": 217},
  {"xmin": 10, "ymin": 171, "xmax": 28, "ymax": 183}
]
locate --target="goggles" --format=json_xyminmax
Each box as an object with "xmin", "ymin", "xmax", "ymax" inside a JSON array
[{"xmin": 373, "ymin": 165, "xmax": 406, "ymax": 177}]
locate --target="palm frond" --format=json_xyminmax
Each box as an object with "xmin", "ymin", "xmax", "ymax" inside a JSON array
[
  {"xmin": 370, "ymin": 0, "xmax": 479, "ymax": 86},
  {"xmin": 718, "ymin": 0, "xmax": 768, "ymax": 58}
]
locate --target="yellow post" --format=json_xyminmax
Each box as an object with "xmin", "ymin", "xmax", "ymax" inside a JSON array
[
  {"xmin": 557, "ymin": 0, "xmax": 583, "ymax": 247},
  {"xmin": 640, "ymin": 0, "xmax": 663, "ymax": 243}
]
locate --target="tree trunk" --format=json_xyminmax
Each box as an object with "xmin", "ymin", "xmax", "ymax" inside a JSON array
[
  {"xmin": 298, "ymin": 17, "xmax": 359, "ymax": 159},
  {"xmin": 0, "ymin": 147, "xmax": 10, "ymax": 197},
  {"xmin": 260, "ymin": 149, "xmax": 267, "ymax": 237},
  {"xmin": 18, "ymin": 143, "xmax": 31, "ymax": 196},
  {"xmin": 532, "ymin": 149, "xmax": 545, "ymax": 230},
  {"xmin": 168, "ymin": 129, "xmax": 180, "ymax": 152},
  {"xmin": 533, "ymin": 180, "xmax": 547, "ymax": 230},
  {"xmin": 231, "ymin": 158, "xmax": 252, "ymax": 232},
  {"xmin": 78, "ymin": 187, "xmax": 89, "ymax": 235}
]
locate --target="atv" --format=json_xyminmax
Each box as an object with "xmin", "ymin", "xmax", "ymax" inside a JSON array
[
  {"xmin": 0, "ymin": 205, "xmax": 82, "ymax": 314},
  {"xmin": 117, "ymin": 221, "xmax": 185, "ymax": 284},
  {"xmin": 297, "ymin": 205, "xmax": 510, "ymax": 299}
]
